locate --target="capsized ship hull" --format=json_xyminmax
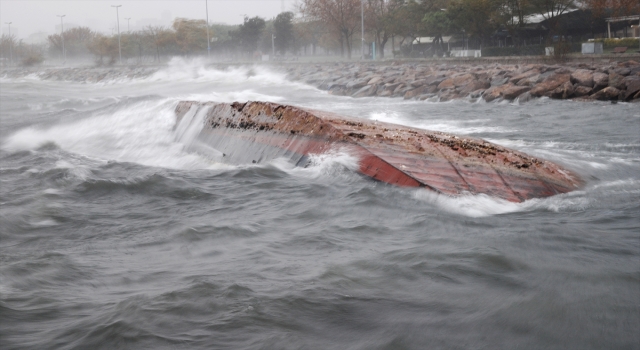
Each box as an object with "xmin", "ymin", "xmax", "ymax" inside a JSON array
[{"xmin": 175, "ymin": 101, "xmax": 583, "ymax": 202}]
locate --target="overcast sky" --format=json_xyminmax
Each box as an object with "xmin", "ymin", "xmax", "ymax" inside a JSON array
[{"xmin": 1, "ymin": 0, "xmax": 297, "ymax": 40}]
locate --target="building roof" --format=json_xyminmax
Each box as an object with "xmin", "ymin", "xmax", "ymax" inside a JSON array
[{"xmin": 413, "ymin": 36, "xmax": 454, "ymax": 45}]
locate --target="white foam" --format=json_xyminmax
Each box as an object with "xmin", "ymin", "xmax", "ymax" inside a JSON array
[
  {"xmin": 141, "ymin": 57, "xmax": 310, "ymax": 90},
  {"xmin": 414, "ymin": 188, "xmax": 591, "ymax": 218},
  {"xmin": 268, "ymin": 149, "xmax": 360, "ymax": 181},
  {"xmin": 368, "ymin": 111, "xmax": 516, "ymax": 135},
  {"xmin": 2, "ymin": 99, "xmax": 226, "ymax": 170},
  {"xmin": 182, "ymin": 90, "xmax": 284, "ymax": 104},
  {"xmin": 43, "ymin": 188, "xmax": 63, "ymax": 195},
  {"xmin": 30, "ymin": 219, "xmax": 59, "ymax": 227}
]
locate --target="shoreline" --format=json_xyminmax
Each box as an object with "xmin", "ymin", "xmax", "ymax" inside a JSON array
[
  {"xmin": 284, "ymin": 59, "xmax": 640, "ymax": 103},
  {"xmin": 2, "ymin": 58, "xmax": 639, "ymax": 103}
]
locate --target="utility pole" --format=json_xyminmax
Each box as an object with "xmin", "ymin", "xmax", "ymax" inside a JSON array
[
  {"xmin": 272, "ymin": 33, "xmax": 276, "ymax": 58},
  {"xmin": 112, "ymin": 5, "xmax": 122, "ymax": 64},
  {"xmin": 361, "ymin": 0, "xmax": 364, "ymax": 60},
  {"xmin": 281, "ymin": 0, "xmax": 285, "ymax": 13},
  {"xmin": 57, "ymin": 15, "xmax": 65, "ymax": 62},
  {"xmin": 4, "ymin": 22, "xmax": 12, "ymax": 65},
  {"xmin": 205, "ymin": 0, "xmax": 211, "ymax": 59},
  {"xmin": 125, "ymin": 17, "xmax": 131, "ymax": 33}
]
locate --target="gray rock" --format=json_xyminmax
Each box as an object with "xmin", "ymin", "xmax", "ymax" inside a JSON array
[
  {"xmin": 608, "ymin": 72, "xmax": 626, "ymax": 90},
  {"xmin": 491, "ymin": 77, "xmax": 509, "ymax": 87},
  {"xmin": 570, "ymin": 69, "xmax": 594, "ymax": 87},
  {"xmin": 623, "ymin": 76, "xmax": 640, "ymax": 100},
  {"xmin": 591, "ymin": 86, "xmax": 620, "ymax": 101},
  {"xmin": 573, "ymin": 85, "xmax": 593, "ymax": 97},
  {"xmin": 593, "ymin": 72, "xmax": 608, "ymax": 91}
]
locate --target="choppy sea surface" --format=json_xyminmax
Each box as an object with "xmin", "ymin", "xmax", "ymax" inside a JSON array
[{"xmin": 1, "ymin": 58, "xmax": 639, "ymax": 349}]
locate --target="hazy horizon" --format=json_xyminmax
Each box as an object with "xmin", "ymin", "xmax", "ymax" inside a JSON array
[{"xmin": 0, "ymin": 0, "xmax": 296, "ymax": 41}]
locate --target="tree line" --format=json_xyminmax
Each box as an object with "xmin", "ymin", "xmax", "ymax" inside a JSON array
[
  {"xmin": 1, "ymin": 0, "xmax": 637, "ymax": 66},
  {"xmin": 298, "ymin": 0, "xmax": 639, "ymax": 58},
  {"xmin": 0, "ymin": 14, "xmax": 297, "ymax": 66}
]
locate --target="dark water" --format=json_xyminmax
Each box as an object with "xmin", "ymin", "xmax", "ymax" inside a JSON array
[{"xmin": 1, "ymin": 59, "xmax": 639, "ymax": 349}]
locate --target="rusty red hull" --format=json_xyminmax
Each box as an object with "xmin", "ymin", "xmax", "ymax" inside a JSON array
[{"xmin": 175, "ymin": 101, "xmax": 583, "ymax": 202}]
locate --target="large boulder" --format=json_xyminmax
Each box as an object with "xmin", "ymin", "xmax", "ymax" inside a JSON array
[
  {"xmin": 509, "ymin": 69, "xmax": 539, "ymax": 85},
  {"xmin": 392, "ymin": 84, "xmax": 406, "ymax": 95},
  {"xmin": 437, "ymin": 78, "xmax": 456, "ymax": 90},
  {"xmin": 367, "ymin": 76, "xmax": 383, "ymax": 85},
  {"xmin": 623, "ymin": 76, "xmax": 640, "ymax": 100},
  {"xmin": 552, "ymin": 81, "xmax": 574, "ymax": 99},
  {"xmin": 458, "ymin": 79, "xmax": 491, "ymax": 96},
  {"xmin": 516, "ymin": 74, "xmax": 541, "ymax": 86},
  {"xmin": 530, "ymin": 74, "xmax": 571, "ymax": 97},
  {"xmin": 378, "ymin": 89, "xmax": 394, "ymax": 97},
  {"xmin": 353, "ymin": 85, "xmax": 378, "ymax": 98},
  {"xmin": 573, "ymin": 85, "xmax": 593, "ymax": 98},
  {"xmin": 345, "ymin": 79, "xmax": 368, "ymax": 90},
  {"xmin": 482, "ymin": 84, "xmax": 519, "ymax": 102},
  {"xmin": 424, "ymin": 75, "xmax": 447, "ymax": 86},
  {"xmin": 491, "ymin": 76, "xmax": 509, "ymax": 87},
  {"xmin": 502, "ymin": 85, "xmax": 531, "ymax": 100},
  {"xmin": 517, "ymin": 92, "xmax": 534, "ymax": 103},
  {"xmin": 438, "ymin": 89, "xmax": 463, "ymax": 102},
  {"xmin": 404, "ymin": 86, "xmax": 428, "ymax": 99},
  {"xmin": 384, "ymin": 82, "xmax": 402, "ymax": 91},
  {"xmin": 328, "ymin": 85, "xmax": 347, "ymax": 96},
  {"xmin": 608, "ymin": 72, "xmax": 626, "ymax": 90},
  {"xmin": 452, "ymin": 73, "xmax": 476, "ymax": 87},
  {"xmin": 593, "ymin": 72, "xmax": 609, "ymax": 91},
  {"xmin": 570, "ymin": 69, "xmax": 594, "ymax": 87},
  {"xmin": 591, "ymin": 86, "xmax": 620, "ymax": 101}
]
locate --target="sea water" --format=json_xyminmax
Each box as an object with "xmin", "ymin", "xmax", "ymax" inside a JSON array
[{"xmin": 1, "ymin": 58, "xmax": 639, "ymax": 349}]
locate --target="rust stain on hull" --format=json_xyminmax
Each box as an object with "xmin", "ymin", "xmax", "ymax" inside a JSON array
[{"xmin": 175, "ymin": 101, "xmax": 583, "ymax": 202}]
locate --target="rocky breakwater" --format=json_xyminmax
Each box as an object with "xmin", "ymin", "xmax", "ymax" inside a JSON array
[
  {"xmin": 285, "ymin": 60, "xmax": 640, "ymax": 103},
  {"xmin": 1, "ymin": 66, "xmax": 159, "ymax": 82}
]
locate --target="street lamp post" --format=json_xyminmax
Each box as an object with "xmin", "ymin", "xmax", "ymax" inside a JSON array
[
  {"xmin": 205, "ymin": 0, "xmax": 211, "ymax": 59},
  {"xmin": 112, "ymin": 5, "xmax": 122, "ymax": 64},
  {"xmin": 272, "ymin": 34, "xmax": 276, "ymax": 58},
  {"xmin": 125, "ymin": 17, "xmax": 131, "ymax": 33},
  {"xmin": 57, "ymin": 15, "xmax": 65, "ymax": 62},
  {"xmin": 361, "ymin": 0, "xmax": 364, "ymax": 60},
  {"xmin": 462, "ymin": 29, "xmax": 466, "ymax": 51},
  {"xmin": 4, "ymin": 22, "xmax": 12, "ymax": 65}
]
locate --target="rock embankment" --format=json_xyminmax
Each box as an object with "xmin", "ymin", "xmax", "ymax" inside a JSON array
[
  {"xmin": 285, "ymin": 60, "xmax": 640, "ymax": 103},
  {"xmin": 1, "ymin": 66, "xmax": 158, "ymax": 82}
]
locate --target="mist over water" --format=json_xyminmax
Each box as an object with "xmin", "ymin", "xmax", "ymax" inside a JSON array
[{"xmin": 1, "ymin": 60, "xmax": 639, "ymax": 349}]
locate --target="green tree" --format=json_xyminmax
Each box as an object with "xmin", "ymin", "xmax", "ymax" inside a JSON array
[
  {"xmin": 233, "ymin": 16, "xmax": 266, "ymax": 54},
  {"xmin": 18, "ymin": 43, "xmax": 45, "ymax": 66},
  {"xmin": 299, "ymin": 0, "xmax": 361, "ymax": 59},
  {"xmin": 143, "ymin": 26, "xmax": 177, "ymax": 61},
  {"xmin": 48, "ymin": 26, "xmax": 95, "ymax": 58},
  {"xmin": 294, "ymin": 19, "xmax": 329, "ymax": 55},
  {"xmin": 384, "ymin": 0, "xmax": 429, "ymax": 48},
  {"xmin": 422, "ymin": 11, "xmax": 454, "ymax": 54},
  {"xmin": 87, "ymin": 34, "xmax": 119, "ymax": 65},
  {"xmin": 274, "ymin": 12, "xmax": 295, "ymax": 55},
  {"xmin": 173, "ymin": 18, "xmax": 207, "ymax": 55},
  {"xmin": 447, "ymin": 0, "xmax": 501, "ymax": 46},
  {"xmin": 0, "ymin": 34, "xmax": 17, "ymax": 64},
  {"xmin": 365, "ymin": 0, "xmax": 406, "ymax": 58}
]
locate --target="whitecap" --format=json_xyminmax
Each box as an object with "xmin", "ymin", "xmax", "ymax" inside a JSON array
[{"xmin": 413, "ymin": 188, "xmax": 591, "ymax": 218}]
